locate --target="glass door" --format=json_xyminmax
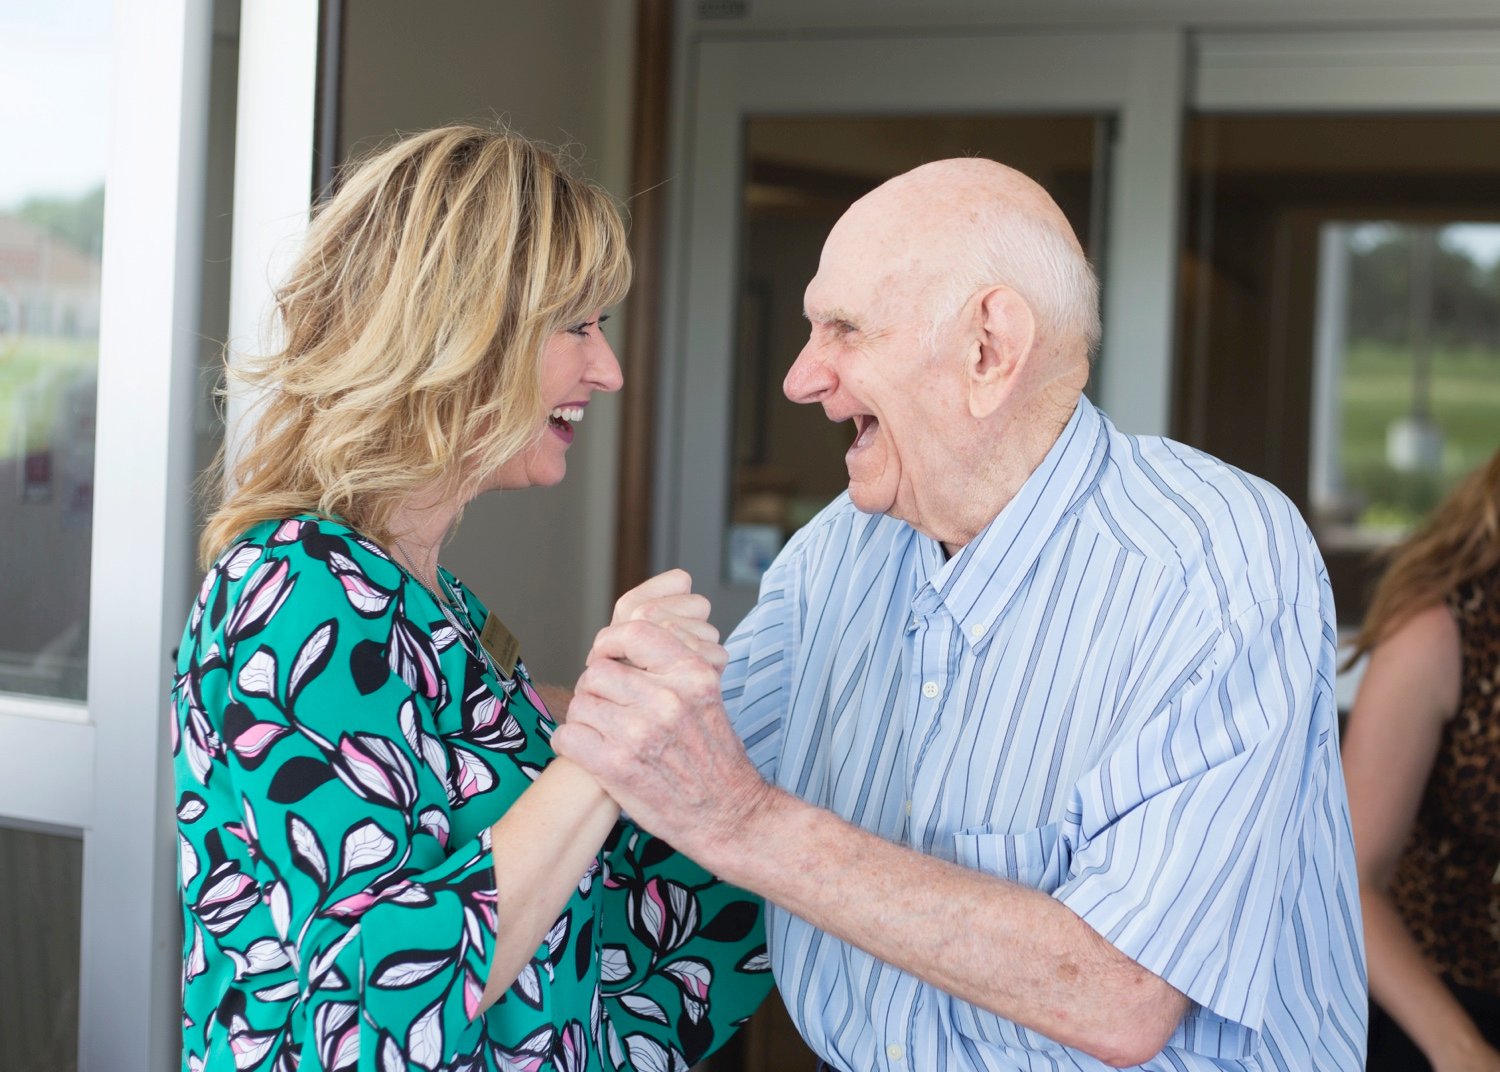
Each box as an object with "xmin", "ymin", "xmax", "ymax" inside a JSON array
[
  {"xmin": 657, "ymin": 31, "xmax": 1187, "ymax": 631},
  {"xmin": 0, "ymin": 6, "xmax": 116, "ymax": 1068},
  {"xmin": 0, "ymin": 3, "xmax": 219, "ymax": 1067}
]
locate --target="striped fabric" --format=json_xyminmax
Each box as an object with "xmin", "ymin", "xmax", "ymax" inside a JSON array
[{"xmin": 722, "ymin": 397, "xmax": 1367, "ymax": 1071}]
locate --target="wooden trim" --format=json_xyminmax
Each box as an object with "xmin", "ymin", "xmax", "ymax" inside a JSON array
[{"xmin": 613, "ymin": 0, "xmax": 674, "ymax": 595}]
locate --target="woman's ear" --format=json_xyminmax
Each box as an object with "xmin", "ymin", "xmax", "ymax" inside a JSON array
[{"xmin": 967, "ymin": 285, "xmax": 1036, "ymax": 419}]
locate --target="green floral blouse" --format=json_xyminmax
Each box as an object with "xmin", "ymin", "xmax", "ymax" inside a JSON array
[{"xmin": 172, "ymin": 516, "xmax": 770, "ymax": 1071}]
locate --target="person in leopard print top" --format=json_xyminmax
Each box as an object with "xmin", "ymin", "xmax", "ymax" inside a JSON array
[{"xmin": 1343, "ymin": 447, "xmax": 1500, "ymax": 1072}]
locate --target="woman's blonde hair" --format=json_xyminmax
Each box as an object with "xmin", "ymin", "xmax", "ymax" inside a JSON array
[
  {"xmin": 1346, "ymin": 446, "xmax": 1500, "ymax": 665},
  {"xmin": 200, "ymin": 124, "xmax": 631, "ymax": 567}
]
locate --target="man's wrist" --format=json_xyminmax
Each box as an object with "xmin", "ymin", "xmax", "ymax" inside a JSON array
[{"xmin": 700, "ymin": 774, "xmax": 788, "ymax": 885}]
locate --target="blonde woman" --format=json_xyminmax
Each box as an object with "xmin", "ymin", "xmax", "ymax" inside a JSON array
[
  {"xmin": 1343, "ymin": 447, "xmax": 1500, "ymax": 1072},
  {"xmin": 173, "ymin": 127, "xmax": 769, "ymax": 1072}
]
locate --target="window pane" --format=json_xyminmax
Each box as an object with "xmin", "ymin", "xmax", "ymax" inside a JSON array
[
  {"xmin": 0, "ymin": 2, "xmax": 112, "ymax": 701},
  {"xmin": 727, "ymin": 115, "xmax": 1107, "ymax": 585},
  {"xmin": 0, "ymin": 823, "xmax": 82, "ymax": 1072},
  {"xmin": 1313, "ymin": 221, "xmax": 1500, "ymax": 547},
  {"xmin": 1176, "ymin": 114, "xmax": 1500, "ymax": 621}
]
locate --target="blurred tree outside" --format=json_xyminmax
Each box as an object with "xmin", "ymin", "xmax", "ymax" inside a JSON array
[
  {"xmin": 12, "ymin": 185, "xmax": 105, "ymax": 258},
  {"xmin": 1338, "ymin": 224, "xmax": 1500, "ymax": 533},
  {"xmin": 0, "ymin": 184, "xmax": 103, "ymax": 464}
]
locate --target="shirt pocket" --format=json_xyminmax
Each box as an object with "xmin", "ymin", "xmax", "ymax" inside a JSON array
[
  {"xmin": 947, "ymin": 821, "xmax": 1076, "ymax": 1055},
  {"xmin": 951, "ymin": 819, "xmax": 1073, "ymax": 895}
]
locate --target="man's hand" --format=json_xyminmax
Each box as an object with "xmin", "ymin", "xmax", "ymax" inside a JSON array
[{"xmin": 551, "ymin": 618, "xmax": 771, "ymax": 858}]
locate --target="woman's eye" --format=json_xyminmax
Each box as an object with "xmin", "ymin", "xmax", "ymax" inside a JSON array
[{"xmin": 569, "ymin": 314, "xmax": 610, "ymax": 337}]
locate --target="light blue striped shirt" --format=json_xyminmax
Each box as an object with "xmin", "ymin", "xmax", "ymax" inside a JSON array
[{"xmin": 722, "ymin": 397, "xmax": 1367, "ymax": 1071}]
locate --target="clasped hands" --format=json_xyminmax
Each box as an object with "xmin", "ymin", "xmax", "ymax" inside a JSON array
[{"xmin": 550, "ymin": 570, "xmax": 772, "ymax": 865}]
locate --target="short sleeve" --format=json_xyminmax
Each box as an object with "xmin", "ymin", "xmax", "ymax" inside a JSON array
[
  {"xmin": 1057, "ymin": 596, "xmax": 1337, "ymax": 1043},
  {"xmin": 176, "ymin": 524, "xmax": 501, "ymax": 1070}
]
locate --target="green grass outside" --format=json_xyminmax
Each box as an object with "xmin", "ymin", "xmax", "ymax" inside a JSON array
[
  {"xmin": 1339, "ymin": 341, "xmax": 1500, "ymax": 528},
  {"xmin": 0, "ymin": 336, "xmax": 98, "ymax": 460}
]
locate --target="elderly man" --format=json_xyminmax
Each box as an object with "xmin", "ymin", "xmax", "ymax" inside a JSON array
[{"xmin": 553, "ymin": 159, "xmax": 1366, "ymax": 1070}]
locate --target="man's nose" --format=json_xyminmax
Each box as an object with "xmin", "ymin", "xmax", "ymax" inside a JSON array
[{"xmin": 783, "ymin": 341, "xmax": 833, "ymax": 404}]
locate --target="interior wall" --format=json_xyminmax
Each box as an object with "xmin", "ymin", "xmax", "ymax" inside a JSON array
[{"xmin": 339, "ymin": 0, "xmax": 635, "ymax": 684}]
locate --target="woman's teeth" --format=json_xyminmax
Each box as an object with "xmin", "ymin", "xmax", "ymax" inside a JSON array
[{"xmin": 549, "ymin": 406, "xmax": 584, "ymax": 423}]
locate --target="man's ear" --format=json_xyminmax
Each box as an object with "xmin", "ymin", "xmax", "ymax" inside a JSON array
[{"xmin": 966, "ymin": 285, "xmax": 1036, "ymax": 419}]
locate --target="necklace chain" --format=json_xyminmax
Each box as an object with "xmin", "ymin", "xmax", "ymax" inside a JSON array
[
  {"xmin": 391, "ymin": 539, "xmax": 460, "ymax": 611},
  {"xmin": 389, "ymin": 536, "xmax": 495, "ymax": 673}
]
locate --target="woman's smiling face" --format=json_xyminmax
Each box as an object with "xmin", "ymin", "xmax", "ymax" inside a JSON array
[{"xmin": 484, "ymin": 313, "xmax": 622, "ymax": 491}]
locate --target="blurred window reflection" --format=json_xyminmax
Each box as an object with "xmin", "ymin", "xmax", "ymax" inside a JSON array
[{"xmin": 0, "ymin": 2, "xmax": 111, "ymax": 701}]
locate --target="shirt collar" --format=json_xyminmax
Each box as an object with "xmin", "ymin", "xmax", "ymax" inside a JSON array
[{"xmin": 914, "ymin": 396, "xmax": 1109, "ymax": 649}]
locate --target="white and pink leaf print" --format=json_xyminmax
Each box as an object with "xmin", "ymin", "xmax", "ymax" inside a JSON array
[
  {"xmin": 372, "ymin": 949, "xmax": 456, "ymax": 989},
  {"xmin": 227, "ymin": 937, "xmax": 291, "ymax": 979},
  {"xmin": 287, "ymin": 814, "xmax": 329, "ymax": 887},
  {"xmin": 623, "ymin": 1033, "xmax": 690, "ymax": 1072},
  {"xmin": 175, "ymin": 791, "xmax": 208, "ymax": 827},
  {"xmin": 330, "ymin": 732, "xmax": 419, "ymax": 811},
  {"xmin": 312, "ymin": 1000, "xmax": 359, "ymax": 1072},
  {"xmin": 494, "ymin": 1025, "xmax": 554, "ymax": 1072},
  {"xmin": 222, "ymin": 542, "xmax": 263, "ymax": 580},
  {"xmin": 617, "ymin": 993, "xmax": 670, "ymax": 1026},
  {"xmin": 228, "ymin": 1013, "xmax": 279, "ymax": 1070},
  {"xmin": 179, "ymin": 833, "xmax": 200, "ymax": 885},
  {"xmin": 231, "ymin": 719, "xmax": 289, "ymax": 764},
  {"xmin": 236, "ymin": 647, "xmax": 279, "ymax": 700},
  {"xmin": 378, "ymin": 1032, "xmax": 405, "ymax": 1072},
  {"xmin": 407, "ymin": 999, "xmax": 444, "ymax": 1070},
  {"xmin": 226, "ymin": 559, "xmax": 296, "ymax": 642},
  {"xmin": 554, "ymin": 1021, "xmax": 587, "ymax": 1072},
  {"xmin": 340, "ymin": 819, "xmax": 396, "ymax": 875},
  {"xmin": 512, "ymin": 962, "xmax": 543, "ymax": 1008},
  {"xmin": 327, "ymin": 549, "xmax": 393, "ymax": 618},
  {"xmin": 450, "ymin": 746, "xmax": 496, "ymax": 802},
  {"xmin": 287, "ymin": 619, "xmax": 337, "ymax": 700},
  {"xmin": 184, "ymin": 922, "xmax": 206, "ymax": 983},
  {"xmin": 252, "ymin": 979, "xmax": 298, "ymax": 1002},
  {"xmin": 462, "ymin": 966, "xmax": 485, "ymax": 1021},
  {"xmin": 599, "ymin": 945, "xmax": 633, "ymax": 984},
  {"xmin": 661, "ymin": 957, "xmax": 712, "ymax": 1021}
]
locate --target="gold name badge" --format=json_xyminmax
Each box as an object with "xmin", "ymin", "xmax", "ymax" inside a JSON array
[{"xmin": 479, "ymin": 613, "xmax": 520, "ymax": 677}]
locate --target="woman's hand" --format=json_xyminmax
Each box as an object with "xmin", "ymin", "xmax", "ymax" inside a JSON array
[{"xmin": 607, "ymin": 569, "xmax": 725, "ymax": 672}]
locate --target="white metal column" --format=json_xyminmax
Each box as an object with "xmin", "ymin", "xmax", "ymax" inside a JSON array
[
  {"xmin": 78, "ymin": 0, "xmax": 213, "ymax": 1066},
  {"xmin": 225, "ymin": 0, "xmax": 319, "ymax": 457}
]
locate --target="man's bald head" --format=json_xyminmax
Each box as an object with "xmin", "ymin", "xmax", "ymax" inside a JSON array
[
  {"xmin": 829, "ymin": 158, "xmax": 1100, "ymax": 360},
  {"xmin": 791, "ymin": 159, "xmax": 1099, "ymax": 544}
]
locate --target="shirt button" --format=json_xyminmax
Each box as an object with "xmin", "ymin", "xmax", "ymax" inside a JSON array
[
  {"xmin": 887, "ymin": 1042, "xmax": 906, "ymax": 1061},
  {"xmin": 905, "ymin": 799, "xmax": 913, "ymax": 816},
  {"xmin": 922, "ymin": 681, "xmax": 938, "ymax": 698},
  {"xmin": 970, "ymin": 623, "xmax": 985, "ymax": 640}
]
